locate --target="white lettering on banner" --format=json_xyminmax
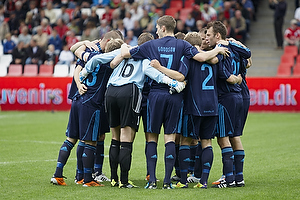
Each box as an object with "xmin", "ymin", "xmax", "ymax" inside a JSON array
[
  {"xmin": 67, "ymin": 83, "xmax": 72, "ymax": 104},
  {"xmin": 249, "ymin": 84, "xmax": 297, "ymax": 106},
  {"xmin": 0, "ymin": 83, "xmax": 63, "ymax": 105}
]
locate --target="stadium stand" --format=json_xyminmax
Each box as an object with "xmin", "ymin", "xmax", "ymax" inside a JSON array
[
  {"xmin": 39, "ymin": 64, "xmax": 53, "ymax": 76},
  {"xmin": 283, "ymin": 46, "xmax": 298, "ymax": 59},
  {"xmin": 53, "ymin": 64, "xmax": 69, "ymax": 77},
  {"xmin": 23, "ymin": 64, "xmax": 38, "ymax": 76},
  {"xmin": 277, "ymin": 63, "xmax": 292, "ymax": 76},
  {"xmin": 293, "ymin": 63, "xmax": 300, "ymax": 76},
  {"xmin": 7, "ymin": 64, "xmax": 23, "ymax": 76}
]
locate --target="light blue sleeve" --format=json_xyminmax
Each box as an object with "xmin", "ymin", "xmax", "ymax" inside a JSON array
[
  {"xmin": 142, "ymin": 59, "xmax": 165, "ymax": 83},
  {"xmin": 85, "ymin": 49, "xmax": 121, "ymax": 73}
]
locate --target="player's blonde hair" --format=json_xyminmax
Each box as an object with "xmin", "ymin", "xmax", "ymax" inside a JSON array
[
  {"xmin": 105, "ymin": 38, "xmax": 124, "ymax": 53},
  {"xmin": 184, "ymin": 32, "xmax": 202, "ymax": 47},
  {"xmin": 138, "ymin": 32, "xmax": 154, "ymax": 45}
]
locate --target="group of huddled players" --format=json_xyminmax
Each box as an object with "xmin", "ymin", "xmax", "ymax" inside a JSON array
[{"xmin": 50, "ymin": 15, "xmax": 251, "ymax": 190}]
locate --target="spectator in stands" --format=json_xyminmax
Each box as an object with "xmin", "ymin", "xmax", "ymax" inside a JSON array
[
  {"xmin": 18, "ymin": 26, "xmax": 32, "ymax": 48},
  {"xmin": 25, "ymin": 12, "xmax": 35, "ymax": 34},
  {"xmin": 0, "ymin": 4, "xmax": 9, "ymax": 42},
  {"xmin": 3, "ymin": 33, "xmax": 16, "ymax": 54},
  {"xmin": 210, "ymin": 0, "xmax": 224, "ymax": 15},
  {"xmin": 80, "ymin": 0, "xmax": 93, "ymax": 8},
  {"xmin": 58, "ymin": 5, "xmax": 70, "ymax": 25},
  {"xmin": 97, "ymin": 19, "xmax": 111, "ymax": 39},
  {"xmin": 102, "ymin": 5, "xmax": 112, "ymax": 24},
  {"xmin": 117, "ymin": 19, "xmax": 127, "ymax": 38},
  {"xmin": 222, "ymin": 1, "xmax": 234, "ymax": 20},
  {"xmin": 65, "ymin": 30, "xmax": 79, "ymax": 49},
  {"xmin": 283, "ymin": 19, "xmax": 300, "ymax": 47},
  {"xmin": 152, "ymin": 0, "xmax": 168, "ymax": 12},
  {"xmin": 76, "ymin": 12, "xmax": 89, "ymax": 35},
  {"xmin": 68, "ymin": 19, "xmax": 81, "ymax": 35},
  {"xmin": 25, "ymin": 38, "xmax": 45, "ymax": 69},
  {"xmin": 72, "ymin": 3, "xmax": 82, "ymax": 23},
  {"xmin": 230, "ymin": 9, "xmax": 247, "ymax": 43},
  {"xmin": 11, "ymin": 41, "xmax": 27, "ymax": 70},
  {"xmin": 8, "ymin": 12, "xmax": 19, "ymax": 36},
  {"xmin": 269, "ymin": 0, "xmax": 287, "ymax": 50},
  {"xmin": 14, "ymin": 1, "xmax": 26, "ymax": 21},
  {"xmin": 44, "ymin": 44, "xmax": 56, "ymax": 66},
  {"xmin": 125, "ymin": 30, "xmax": 138, "ymax": 46},
  {"xmin": 140, "ymin": 9, "xmax": 151, "ymax": 30},
  {"xmin": 57, "ymin": 44, "xmax": 74, "ymax": 66},
  {"xmin": 54, "ymin": 18, "xmax": 70, "ymax": 39},
  {"xmin": 28, "ymin": 1, "xmax": 39, "ymax": 22},
  {"xmin": 236, "ymin": 1, "xmax": 251, "ymax": 32},
  {"xmin": 185, "ymin": 13, "xmax": 196, "ymax": 32},
  {"xmin": 123, "ymin": 11, "xmax": 135, "ymax": 31},
  {"xmin": 88, "ymin": 6, "xmax": 100, "ymax": 27},
  {"xmin": 201, "ymin": 2, "xmax": 217, "ymax": 25},
  {"xmin": 111, "ymin": 9, "xmax": 120, "ymax": 30},
  {"xmin": 132, "ymin": 20, "xmax": 143, "ymax": 38},
  {"xmin": 130, "ymin": 2, "xmax": 144, "ymax": 22},
  {"xmin": 195, "ymin": 19, "xmax": 205, "ymax": 32},
  {"xmin": 45, "ymin": 2, "xmax": 57, "ymax": 26},
  {"xmin": 4, "ymin": 0, "xmax": 16, "ymax": 15},
  {"xmin": 223, "ymin": 18, "xmax": 235, "ymax": 38},
  {"xmin": 174, "ymin": 19, "xmax": 188, "ymax": 34},
  {"xmin": 33, "ymin": 26, "xmax": 49, "ymax": 50},
  {"xmin": 294, "ymin": 6, "xmax": 300, "ymax": 26},
  {"xmin": 241, "ymin": 0, "xmax": 255, "ymax": 20},
  {"xmin": 48, "ymin": 29, "xmax": 63, "ymax": 56},
  {"xmin": 81, "ymin": 21, "xmax": 98, "ymax": 41}
]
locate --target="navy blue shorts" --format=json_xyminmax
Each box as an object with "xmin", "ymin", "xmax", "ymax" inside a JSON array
[
  {"xmin": 182, "ymin": 114, "xmax": 217, "ymax": 140},
  {"xmin": 146, "ymin": 89, "xmax": 184, "ymax": 134},
  {"xmin": 215, "ymin": 93, "xmax": 243, "ymax": 138},
  {"xmin": 238, "ymin": 97, "xmax": 250, "ymax": 136},
  {"xmin": 140, "ymin": 93, "xmax": 148, "ymax": 133},
  {"xmin": 66, "ymin": 97, "xmax": 109, "ymax": 141}
]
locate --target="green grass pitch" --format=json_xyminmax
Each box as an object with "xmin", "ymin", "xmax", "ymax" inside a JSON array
[{"xmin": 0, "ymin": 111, "xmax": 299, "ymax": 199}]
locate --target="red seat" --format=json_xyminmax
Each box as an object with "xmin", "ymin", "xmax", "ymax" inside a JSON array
[
  {"xmin": 7, "ymin": 64, "xmax": 22, "ymax": 76},
  {"xmin": 179, "ymin": 8, "xmax": 193, "ymax": 22},
  {"xmin": 39, "ymin": 64, "xmax": 53, "ymax": 76},
  {"xmin": 23, "ymin": 64, "xmax": 38, "ymax": 76},
  {"xmin": 170, "ymin": 0, "xmax": 183, "ymax": 9},
  {"xmin": 280, "ymin": 54, "xmax": 295, "ymax": 68},
  {"xmin": 293, "ymin": 63, "xmax": 300, "ymax": 76},
  {"xmin": 277, "ymin": 63, "xmax": 292, "ymax": 76},
  {"xmin": 184, "ymin": 0, "xmax": 195, "ymax": 8},
  {"xmin": 165, "ymin": 7, "xmax": 179, "ymax": 17},
  {"xmin": 284, "ymin": 45, "xmax": 298, "ymax": 58}
]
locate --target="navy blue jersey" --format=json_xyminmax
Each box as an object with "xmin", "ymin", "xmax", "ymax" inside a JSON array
[
  {"xmin": 68, "ymin": 42, "xmax": 102, "ymax": 100},
  {"xmin": 240, "ymin": 58, "xmax": 250, "ymax": 99},
  {"xmin": 184, "ymin": 56, "xmax": 219, "ymax": 116},
  {"xmin": 217, "ymin": 41, "xmax": 251, "ymax": 95},
  {"xmin": 130, "ymin": 36, "xmax": 198, "ymax": 91}
]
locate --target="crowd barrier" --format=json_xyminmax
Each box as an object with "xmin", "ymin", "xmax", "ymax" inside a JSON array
[{"xmin": 0, "ymin": 77, "xmax": 299, "ymax": 112}]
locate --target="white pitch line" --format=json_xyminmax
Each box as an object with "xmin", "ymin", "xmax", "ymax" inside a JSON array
[{"xmin": 0, "ymin": 158, "xmax": 76, "ymax": 165}]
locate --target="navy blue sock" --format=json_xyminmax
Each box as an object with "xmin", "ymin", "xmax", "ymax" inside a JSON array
[
  {"xmin": 189, "ymin": 144, "xmax": 197, "ymax": 174},
  {"xmin": 234, "ymin": 150, "xmax": 245, "ymax": 182},
  {"xmin": 109, "ymin": 139, "xmax": 120, "ymax": 181},
  {"xmin": 145, "ymin": 142, "xmax": 149, "ymax": 176},
  {"xmin": 119, "ymin": 142, "xmax": 133, "ymax": 184},
  {"xmin": 222, "ymin": 147, "xmax": 234, "ymax": 184},
  {"xmin": 146, "ymin": 141, "xmax": 157, "ymax": 183},
  {"xmin": 94, "ymin": 141, "xmax": 104, "ymax": 175},
  {"xmin": 54, "ymin": 140, "xmax": 74, "ymax": 177},
  {"xmin": 200, "ymin": 146, "xmax": 213, "ymax": 185},
  {"xmin": 179, "ymin": 145, "xmax": 190, "ymax": 184},
  {"xmin": 164, "ymin": 141, "xmax": 176, "ymax": 184},
  {"xmin": 175, "ymin": 144, "xmax": 180, "ymax": 177},
  {"xmin": 83, "ymin": 144, "xmax": 96, "ymax": 183},
  {"xmin": 76, "ymin": 141, "xmax": 85, "ymax": 181},
  {"xmin": 194, "ymin": 142, "xmax": 202, "ymax": 178}
]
